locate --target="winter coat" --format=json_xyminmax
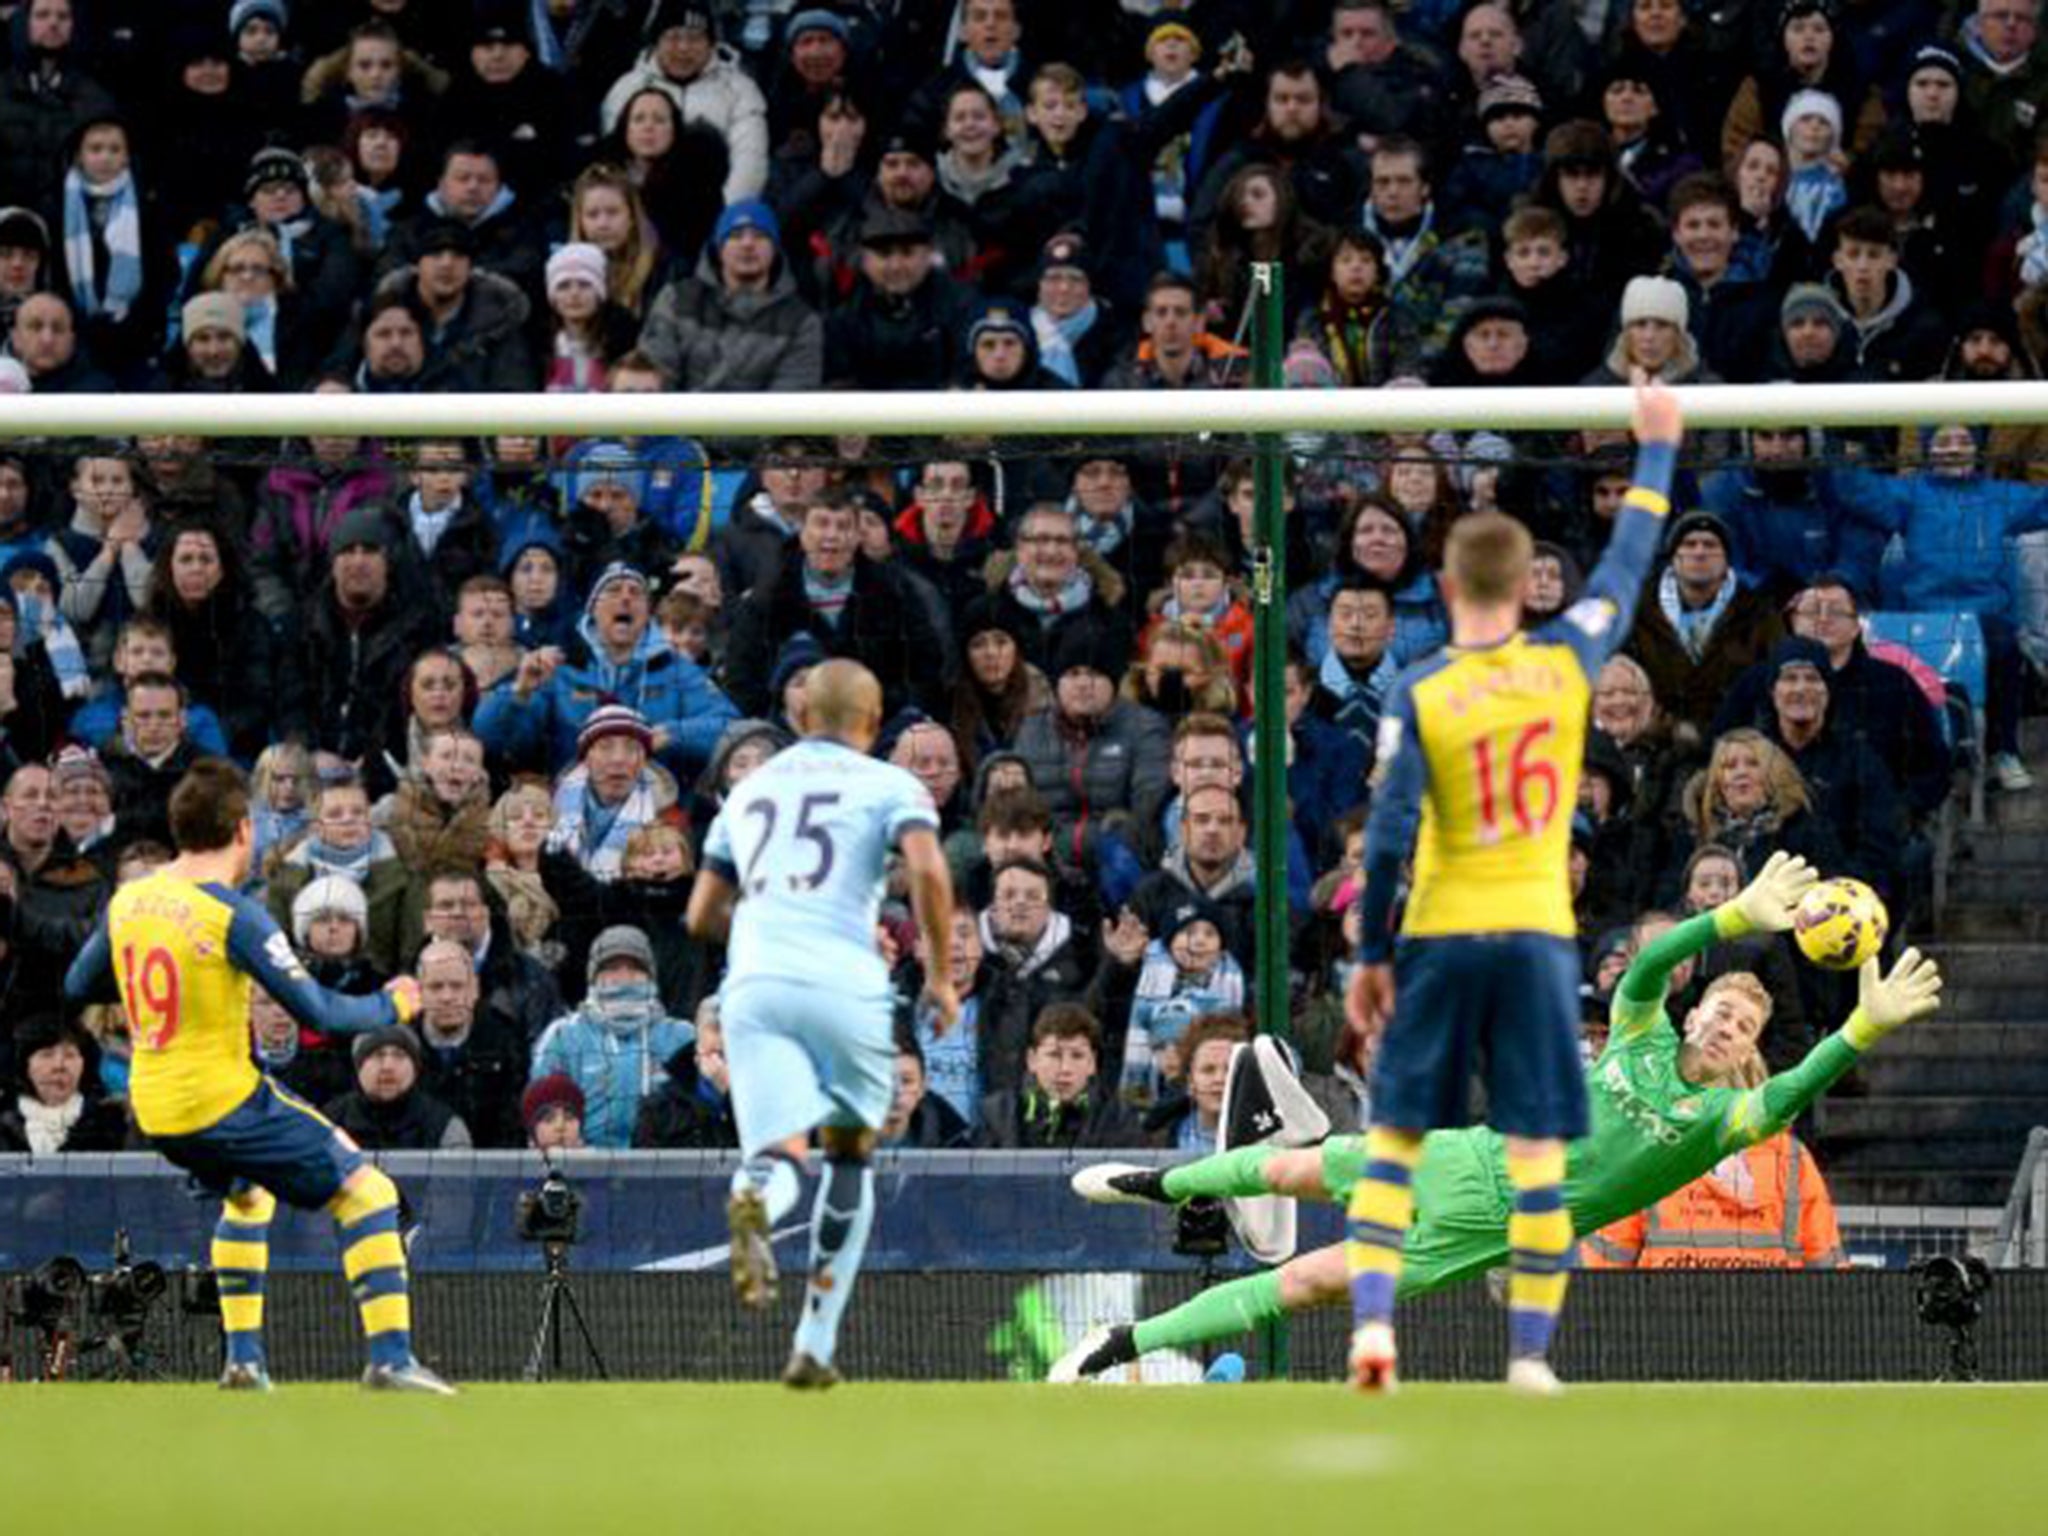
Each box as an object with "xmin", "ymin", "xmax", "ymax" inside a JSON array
[
  {"xmin": 638, "ymin": 257, "xmax": 824, "ymax": 393},
  {"xmin": 722, "ymin": 547, "xmax": 949, "ymax": 721},
  {"xmin": 374, "ymin": 267, "xmax": 538, "ymax": 392},
  {"xmin": 266, "ymin": 849, "xmax": 415, "ymax": 980},
  {"xmin": 823, "ymin": 269, "xmax": 977, "ymax": 391},
  {"xmin": 417, "ymin": 1013, "xmax": 531, "ymax": 1150},
  {"xmin": 1672, "ymin": 267, "xmax": 1779, "ymax": 385},
  {"xmin": 382, "ymin": 779, "xmax": 492, "ymax": 874},
  {"xmin": 473, "ymin": 608, "xmax": 737, "ymax": 777},
  {"xmin": 974, "ymin": 930, "xmax": 1107, "ymax": 1097},
  {"xmin": 1832, "ymin": 466, "xmax": 2048, "ymax": 624},
  {"xmin": 324, "ymin": 1085, "xmax": 470, "ymax": 1151},
  {"xmin": 292, "ymin": 584, "xmax": 442, "ymax": 766},
  {"xmin": 150, "ymin": 588, "xmax": 281, "ymax": 763},
  {"xmin": 531, "ymin": 1004, "xmax": 695, "ymax": 1149},
  {"xmin": 0, "ymin": 1093, "xmax": 130, "ymax": 1153},
  {"xmin": 1825, "ymin": 269, "xmax": 1949, "ymax": 385},
  {"xmin": 974, "ymin": 1081, "xmax": 1140, "ymax": 1150},
  {"xmin": 379, "ymin": 201, "xmax": 548, "ymax": 298},
  {"xmin": 712, "ymin": 495, "xmax": 795, "ymax": 603},
  {"xmin": 632, "ymin": 1044, "xmax": 738, "ymax": 1148},
  {"xmin": 972, "ymin": 551, "xmax": 1137, "ymax": 683},
  {"xmin": 0, "ymin": 56, "xmax": 116, "ymax": 231},
  {"xmin": 249, "ymin": 455, "xmax": 399, "ymax": 621},
  {"xmin": 599, "ymin": 45, "xmax": 769, "ymax": 203},
  {"xmin": 1763, "ymin": 719, "xmax": 1906, "ymax": 900},
  {"xmin": 104, "ymin": 737, "xmax": 202, "ymax": 850},
  {"xmin": 1013, "ymin": 701, "xmax": 1172, "ymax": 868},
  {"xmin": 1701, "ymin": 466, "xmax": 1885, "ymax": 604},
  {"xmin": 0, "ymin": 834, "xmax": 107, "ymax": 1013},
  {"xmin": 1624, "ymin": 580, "xmax": 1787, "ymax": 734}
]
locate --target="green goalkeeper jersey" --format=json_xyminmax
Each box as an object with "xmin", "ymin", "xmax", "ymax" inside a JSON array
[{"xmin": 1411, "ymin": 909, "xmax": 1862, "ymax": 1239}]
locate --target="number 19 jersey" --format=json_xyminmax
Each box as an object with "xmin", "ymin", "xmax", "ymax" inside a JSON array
[{"xmin": 702, "ymin": 739, "xmax": 939, "ymax": 1000}]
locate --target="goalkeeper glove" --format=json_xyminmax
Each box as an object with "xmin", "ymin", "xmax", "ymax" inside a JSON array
[
  {"xmin": 1843, "ymin": 947, "xmax": 1943, "ymax": 1051},
  {"xmin": 1718, "ymin": 850, "xmax": 1818, "ymax": 938}
]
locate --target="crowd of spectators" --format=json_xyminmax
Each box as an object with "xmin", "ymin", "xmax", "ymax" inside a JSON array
[{"xmin": 1, "ymin": 0, "xmax": 2046, "ymax": 1181}]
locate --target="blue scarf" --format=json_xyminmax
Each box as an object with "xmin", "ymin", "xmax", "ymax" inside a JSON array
[
  {"xmin": 1006, "ymin": 562, "xmax": 1093, "ymax": 618},
  {"xmin": 244, "ymin": 296, "xmax": 279, "ymax": 372},
  {"xmin": 1658, "ymin": 567, "xmax": 1738, "ymax": 663},
  {"xmin": 289, "ymin": 830, "xmax": 394, "ymax": 883},
  {"xmin": 547, "ymin": 763, "xmax": 663, "ymax": 880},
  {"xmin": 406, "ymin": 490, "xmax": 458, "ymax": 557},
  {"xmin": 1031, "ymin": 300, "xmax": 1097, "ymax": 387},
  {"xmin": 427, "ymin": 185, "xmax": 517, "ymax": 227},
  {"xmin": 1362, "ymin": 202, "xmax": 1436, "ymax": 288},
  {"xmin": 63, "ymin": 169, "xmax": 143, "ymax": 322},
  {"xmin": 802, "ymin": 565, "xmax": 852, "ymax": 627},
  {"xmin": 1072, "ymin": 499, "xmax": 1131, "ymax": 559},
  {"xmin": 1785, "ymin": 162, "xmax": 1847, "ymax": 244}
]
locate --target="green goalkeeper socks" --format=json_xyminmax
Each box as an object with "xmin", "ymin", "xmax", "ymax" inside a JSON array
[
  {"xmin": 1160, "ymin": 1144, "xmax": 1283, "ymax": 1203},
  {"xmin": 1132, "ymin": 1270, "xmax": 1286, "ymax": 1358}
]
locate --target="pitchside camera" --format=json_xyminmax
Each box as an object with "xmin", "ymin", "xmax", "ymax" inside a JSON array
[
  {"xmin": 1173, "ymin": 1197, "xmax": 1232, "ymax": 1261},
  {"xmin": 1913, "ymin": 1253, "xmax": 1993, "ymax": 1382},
  {"xmin": 7, "ymin": 1255, "xmax": 87, "ymax": 1331},
  {"xmin": 516, "ymin": 1168, "xmax": 584, "ymax": 1247},
  {"xmin": 88, "ymin": 1234, "xmax": 168, "ymax": 1335}
]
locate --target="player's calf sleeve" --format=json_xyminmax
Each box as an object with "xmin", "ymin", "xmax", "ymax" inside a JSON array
[
  {"xmin": 1346, "ymin": 1128, "xmax": 1423, "ymax": 1327},
  {"xmin": 1160, "ymin": 1144, "xmax": 1284, "ymax": 1203},
  {"xmin": 328, "ymin": 1167, "xmax": 414, "ymax": 1369},
  {"xmin": 1504, "ymin": 1145, "xmax": 1572, "ymax": 1362},
  {"xmin": 730, "ymin": 1150, "xmax": 803, "ymax": 1226},
  {"xmin": 1131, "ymin": 1269, "xmax": 1285, "ymax": 1360},
  {"xmin": 792, "ymin": 1153, "xmax": 874, "ymax": 1368},
  {"xmin": 213, "ymin": 1188, "xmax": 277, "ymax": 1367}
]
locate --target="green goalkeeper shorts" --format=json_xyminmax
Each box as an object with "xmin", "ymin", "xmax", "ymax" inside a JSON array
[{"xmin": 1322, "ymin": 1131, "xmax": 1516, "ymax": 1298}]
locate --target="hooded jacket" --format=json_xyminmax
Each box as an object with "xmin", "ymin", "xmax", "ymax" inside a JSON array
[
  {"xmin": 374, "ymin": 266, "xmax": 538, "ymax": 392},
  {"xmin": 598, "ymin": 43, "xmax": 769, "ymax": 203},
  {"xmin": 474, "ymin": 586, "xmax": 738, "ymax": 777},
  {"xmin": 250, "ymin": 451, "xmax": 399, "ymax": 621},
  {"xmin": 639, "ymin": 251, "xmax": 823, "ymax": 393},
  {"xmin": 531, "ymin": 995, "xmax": 695, "ymax": 1149}
]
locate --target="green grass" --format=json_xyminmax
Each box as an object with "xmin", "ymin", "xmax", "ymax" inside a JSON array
[{"xmin": 3, "ymin": 1382, "xmax": 2042, "ymax": 1535}]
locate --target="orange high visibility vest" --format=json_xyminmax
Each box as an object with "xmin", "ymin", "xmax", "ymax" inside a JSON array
[{"xmin": 1580, "ymin": 1134, "xmax": 1848, "ymax": 1270}]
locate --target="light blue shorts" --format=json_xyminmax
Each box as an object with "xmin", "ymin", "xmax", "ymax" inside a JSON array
[{"xmin": 720, "ymin": 974, "xmax": 896, "ymax": 1156}]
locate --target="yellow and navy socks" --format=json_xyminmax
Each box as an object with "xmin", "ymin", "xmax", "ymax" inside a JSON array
[
  {"xmin": 1345, "ymin": 1128, "xmax": 1424, "ymax": 1327},
  {"xmin": 1505, "ymin": 1144, "xmax": 1573, "ymax": 1363},
  {"xmin": 329, "ymin": 1169, "xmax": 414, "ymax": 1370},
  {"xmin": 213, "ymin": 1187, "xmax": 276, "ymax": 1369}
]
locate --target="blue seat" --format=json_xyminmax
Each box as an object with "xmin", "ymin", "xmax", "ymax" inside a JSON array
[{"xmin": 1865, "ymin": 610, "xmax": 1988, "ymax": 833}]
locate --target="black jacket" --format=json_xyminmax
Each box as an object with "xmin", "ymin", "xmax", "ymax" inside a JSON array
[
  {"xmin": 723, "ymin": 548, "xmax": 949, "ymax": 720},
  {"xmin": 293, "ymin": 586, "xmax": 440, "ymax": 766},
  {"xmin": 417, "ymin": 1014, "xmax": 531, "ymax": 1150},
  {"xmin": 0, "ymin": 1093, "xmax": 130, "ymax": 1153},
  {"xmin": 324, "ymin": 1085, "xmax": 468, "ymax": 1151},
  {"xmin": 974, "ymin": 1080, "xmax": 1140, "ymax": 1150},
  {"xmin": 632, "ymin": 1044, "xmax": 739, "ymax": 1149}
]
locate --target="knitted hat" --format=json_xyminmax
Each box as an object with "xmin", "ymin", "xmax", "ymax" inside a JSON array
[
  {"xmin": 1035, "ymin": 230, "xmax": 1090, "ymax": 282},
  {"xmin": 330, "ymin": 503, "xmax": 392, "ymax": 555},
  {"xmin": 1768, "ymin": 635, "xmax": 1833, "ymax": 682},
  {"xmin": 1665, "ymin": 508, "xmax": 1732, "ymax": 555},
  {"xmin": 786, "ymin": 8, "xmax": 849, "ymax": 43},
  {"xmin": 768, "ymin": 631, "xmax": 827, "ymax": 696},
  {"xmin": 646, "ymin": 0, "xmax": 715, "ymax": 39},
  {"xmin": 471, "ymin": 0, "xmax": 526, "ymax": 44},
  {"xmin": 182, "ymin": 292, "xmax": 246, "ymax": 343},
  {"xmin": 292, "ymin": 874, "xmax": 368, "ymax": 946},
  {"xmin": 1780, "ymin": 87, "xmax": 1843, "ymax": 146},
  {"xmin": 1779, "ymin": 281, "xmax": 1848, "ymax": 331},
  {"xmin": 1477, "ymin": 73, "xmax": 1544, "ymax": 120},
  {"xmin": 1161, "ymin": 895, "xmax": 1225, "ymax": 947},
  {"xmin": 521, "ymin": 1073, "xmax": 586, "ymax": 1131},
  {"xmin": 587, "ymin": 923, "xmax": 656, "ymax": 980},
  {"xmin": 968, "ymin": 302, "xmax": 1031, "ymax": 349},
  {"xmin": 352, "ymin": 1023, "xmax": 423, "ymax": 1069},
  {"xmin": 577, "ymin": 703, "xmax": 654, "ymax": 759},
  {"xmin": 1049, "ymin": 614, "xmax": 1129, "ymax": 681},
  {"xmin": 546, "ymin": 241, "xmax": 607, "ymax": 297},
  {"xmin": 0, "ymin": 206, "xmax": 48, "ymax": 254},
  {"xmin": 1620, "ymin": 274, "xmax": 1688, "ymax": 329},
  {"xmin": 1543, "ymin": 119, "xmax": 1611, "ymax": 170},
  {"xmin": 713, "ymin": 198, "xmax": 781, "ymax": 248},
  {"xmin": 1906, "ymin": 43, "xmax": 1963, "ymax": 87},
  {"xmin": 230, "ymin": 0, "xmax": 287, "ymax": 35},
  {"xmin": 244, "ymin": 146, "xmax": 310, "ymax": 198},
  {"xmin": 51, "ymin": 743, "xmax": 109, "ymax": 789},
  {"xmin": 569, "ymin": 443, "xmax": 651, "ymax": 513},
  {"xmin": 585, "ymin": 559, "xmax": 650, "ymax": 608},
  {"xmin": 1778, "ymin": 0, "xmax": 1837, "ymax": 30},
  {"xmin": 417, "ymin": 216, "xmax": 479, "ymax": 259},
  {"xmin": 1147, "ymin": 20, "xmax": 1201, "ymax": 56}
]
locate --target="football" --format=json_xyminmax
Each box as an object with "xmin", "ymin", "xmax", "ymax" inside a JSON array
[{"xmin": 1793, "ymin": 877, "xmax": 1889, "ymax": 970}]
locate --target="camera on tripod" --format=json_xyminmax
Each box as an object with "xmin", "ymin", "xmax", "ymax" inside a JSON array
[
  {"xmin": 5, "ymin": 1233, "xmax": 170, "ymax": 1380},
  {"xmin": 515, "ymin": 1168, "xmax": 583, "ymax": 1247},
  {"xmin": 1912, "ymin": 1253, "xmax": 1994, "ymax": 1382},
  {"xmin": 1173, "ymin": 1197, "xmax": 1233, "ymax": 1261}
]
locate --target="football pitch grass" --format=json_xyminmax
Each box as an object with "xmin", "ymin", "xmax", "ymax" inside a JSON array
[{"xmin": 4, "ymin": 1381, "xmax": 2042, "ymax": 1534}]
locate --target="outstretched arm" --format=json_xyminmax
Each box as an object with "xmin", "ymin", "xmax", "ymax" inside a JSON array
[
  {"xmin": 63, "ymin": 917, "xmax": 116, "ymax": 1005},
  {"xmin": 1612, "ymin": 852, "xmax": 1817, "ymax": 1043},
  {"xmin": 1723, "ymin": 949, "xmax": 1943, "ymax": 1148},
  {"xmin": 223, "ymin": 893, "xmax": 409, "ymax": 1036}
]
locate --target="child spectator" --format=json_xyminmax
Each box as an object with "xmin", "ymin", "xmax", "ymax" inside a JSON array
[
  {"xmin": 1781, "ymin": 89, "xmax": 1849, "ymax": 243},
  {"xmin": 1443, "ymin": 73, "xmax": 1545, "ymax": 236},
  {"xmin": 1298, "ymin": 230, "xmax": 1410, "ymax": 388},
  {"xmin": 1120, "ymin": 898, "xmax": 1246, "ymax": 1108}
]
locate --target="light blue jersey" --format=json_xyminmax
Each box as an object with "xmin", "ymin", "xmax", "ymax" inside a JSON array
[{"xmin": 703, "ymin": 739, "xmax": 939, "ymax": 1002}]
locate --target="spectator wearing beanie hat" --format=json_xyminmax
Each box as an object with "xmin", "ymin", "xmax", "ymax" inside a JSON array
[
  {"xmin": 1586, "ymin": 273, "xmax": 1715, "ymax": 389},
  {"xmin": 531, "ymin": 701, "xmax": 689, "ymax": 882},
  {"xmin": 542, "ymin": 240, "xmax": 639, "ymax": 394},
  {"xmin": 598, "ymin": 0, "xmax": 770, "ymax": 204},
  {"xmin": 372, "ymin": 212, "xmax": 539, "ymax": 392},
  {"xmin": 638, "ymin": 197, "xmax": 823, "ymax": 393},
  {"xmin": 158, "ymin": 291, "xmax": 273, "ymax": 394},
  {"xmin": 227, "ymin": 146, "xmax": 362, "ymax": 368},
  {"xmin": 522, "ymin": 1072, "xmax": 587, "ymax": 1151},
  {"xmin": 326, "ymin": 1023, "xmax": 472, "ymax": 1151},
  {"xmin": 962, "ymin": 299, "xmax": 1064, "ymax": 390},
  {"xmin": 1621, "ymin": 507, "xmax": 1787, "ymax": 734},
  {"xmin": 1770, "ymin": 281, "xmax": 1856, "ymax": 383},
  {"xmin": 475, "ymin": 556, "xmax": 738, "ymax": 782},
  {"xmin": 530, "ymin": 924, "xmax": 694, "ymax": 1147}
]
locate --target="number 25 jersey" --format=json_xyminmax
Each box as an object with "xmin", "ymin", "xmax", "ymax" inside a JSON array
[{"xmin": 702, "ymin": 739, "xmax": 939, "ymax": 1000}]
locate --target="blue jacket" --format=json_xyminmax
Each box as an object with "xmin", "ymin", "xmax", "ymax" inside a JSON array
[
  {"xmin": 1287, "ymin": 570, "xmax": 1446, "ymax": 669},
  {"xmin": 1283, "ymin": 712, "xmax": 1369, "ymax": 857},
  {"xmin": 70, "ymin": 694, "xmax": 230, "ymax": 759},
  {"xmin": 530, "ymin": 1007, "xmax": 695, "ymax": 1149},
  {"xmin": 1834, "ymin": 467, "xmax": 2048, "ymax": 622},
  {"xmin": 1701, "ymin": 466, "xmax": 1885, "ymax": 601},
  {"xmin": 473, "ymin": 609, "xmax": 738, "ymax": 777},
  {"xmin": 498, "ymin": 519, "xmax": 577, "ymax": 653}
]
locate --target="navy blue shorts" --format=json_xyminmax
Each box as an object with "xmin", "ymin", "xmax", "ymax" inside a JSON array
[
  {"xmin": 1369, "ymin": 933, "xmax": 1588, "ymax": 1139},
  {"xmin": 150, "ymin": 1077, "xmax": 365, "ymax": 1212}
]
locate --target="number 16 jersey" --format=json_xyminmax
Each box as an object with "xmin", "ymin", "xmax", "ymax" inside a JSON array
[{"xmin": 702, "ymin": 739, "xmax": 939, "ymax": 1000}]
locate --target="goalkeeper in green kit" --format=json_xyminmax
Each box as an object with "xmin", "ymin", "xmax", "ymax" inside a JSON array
[{"xmin": 1050, "ymin": 852, "xmax": 1943, "ymax": 1382}]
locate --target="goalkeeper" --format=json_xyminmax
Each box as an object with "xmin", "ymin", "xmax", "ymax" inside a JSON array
[{"xmin": 1052, "ymin": 853, "xmax": 1942, "ymax": 1381}]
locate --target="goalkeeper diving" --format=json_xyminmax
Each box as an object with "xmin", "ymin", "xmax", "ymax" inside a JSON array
[{"xmin": 1051, "ymin": 852, "xmax": 1942, "ymax": 1381}]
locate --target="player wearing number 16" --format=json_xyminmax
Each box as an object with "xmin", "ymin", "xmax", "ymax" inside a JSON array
[
  {"xmin": 1340, "ymin": 373, "xmax": 1683, "ymax": 1396},
  {"xmin": 63, "ymin": 759, "xmax": 452, "ymax": 1394},
  {"xmin": 686, "ymin": 659, "xmax": 958, "ymax": 1389}
]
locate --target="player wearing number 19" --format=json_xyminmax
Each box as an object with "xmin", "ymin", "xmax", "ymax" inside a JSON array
[
  {"xmin": 1341, "ymin": 374, "xmax": 1684, "ymax": 1396},
  {"xmin": 687, "ymin": 659, "xmax": 959, "ymax": 1389},
  {"xmin": 63, "ymin": 759, "xmax": 452, "ymax": 1394}
]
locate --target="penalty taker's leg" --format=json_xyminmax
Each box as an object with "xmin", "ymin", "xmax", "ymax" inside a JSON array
[
  {"xmin": 329, "ymin": 1165, "xmax": 455, "ymax": 1394},
  {"xmin": 213, "ymin": 1184, "xmax": 276, "ymax": 1389}
]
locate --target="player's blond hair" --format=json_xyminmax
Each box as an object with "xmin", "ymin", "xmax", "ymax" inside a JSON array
[
  {"xmin": 1444, "ymin": 511, "xmax": 1534, "ymax": 607},
  {"xmin": 1702, "ymin": 970, "xmax": 1775, "ymax": 1030}
]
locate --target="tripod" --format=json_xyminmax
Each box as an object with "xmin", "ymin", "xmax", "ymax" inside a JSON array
[{"xmin": 523, "ymin": 1239, "xmax": 608, "ymax": 1382}]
